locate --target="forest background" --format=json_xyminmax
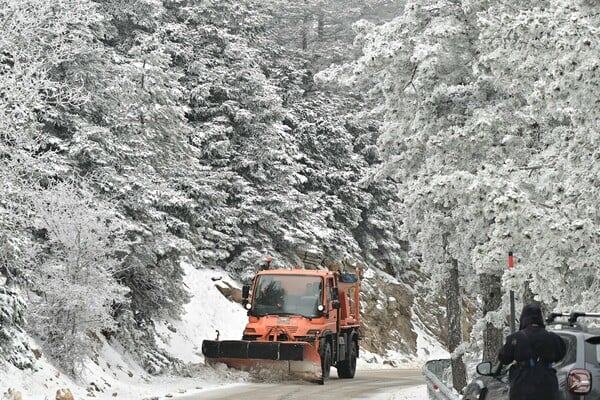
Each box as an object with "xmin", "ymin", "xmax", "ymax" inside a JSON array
[{"xmin": 1, "ymin": 0, "xmax": 599, "ymax": 393}]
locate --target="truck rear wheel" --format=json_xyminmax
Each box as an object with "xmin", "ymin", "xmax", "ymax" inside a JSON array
[
  {"xmin": 337, "ymin": 340, "xmax": 357, "ymax": 378},
  {"xmin": 319, "ymin": 341, "xmax": 332, "ymax": 384}
]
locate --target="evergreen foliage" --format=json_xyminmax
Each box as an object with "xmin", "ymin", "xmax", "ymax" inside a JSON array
[{"xmin": 0, "ymin": 286, "xmax": 32, "ymax": 369}]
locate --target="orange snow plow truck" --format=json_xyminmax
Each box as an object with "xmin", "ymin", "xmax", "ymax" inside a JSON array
[{"xmin": 202, "ymin": 266, "xmax": 361, "ymax": 383}]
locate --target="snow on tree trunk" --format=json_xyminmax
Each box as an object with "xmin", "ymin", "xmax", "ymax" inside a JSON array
[
  {"xmin": 522, "ymin": 279, "xmax": 535, "ymax": 306},
  {"xmin": 481, "ymin": 273, "xmax": 503, "ymax": 362},
  {"xmin": 448, "ymin": 258, "xmax": 466, "ymax": 392}
]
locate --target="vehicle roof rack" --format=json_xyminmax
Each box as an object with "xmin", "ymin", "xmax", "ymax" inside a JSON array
[{"xmin": 546, "ymin": 312, "xmax": 600, "ymax": 324}]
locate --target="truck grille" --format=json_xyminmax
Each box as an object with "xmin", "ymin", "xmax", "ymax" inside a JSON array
[{"xmin": 267, "ymin": 325, "xmax": 298, "ymax": 333}]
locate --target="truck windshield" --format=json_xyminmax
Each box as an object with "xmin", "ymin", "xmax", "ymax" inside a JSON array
[{"xmin": 252, "ymin": 274, "xmax": 323, "ymax": 318}]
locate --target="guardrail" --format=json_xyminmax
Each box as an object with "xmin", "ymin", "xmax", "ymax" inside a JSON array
[{"xmin": 422, "ymin": 359, "xmax": 460, "ymax": 400}]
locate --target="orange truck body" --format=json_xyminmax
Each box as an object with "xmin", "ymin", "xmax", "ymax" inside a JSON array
[{"xmin": 202, "ymin": 267, "xmax": 361, "ymax": 383}]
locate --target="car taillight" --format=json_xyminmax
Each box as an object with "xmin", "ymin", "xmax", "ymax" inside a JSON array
[{"xmin": 568, "ymin": 368, "xmax": 592, "ymax": 395}]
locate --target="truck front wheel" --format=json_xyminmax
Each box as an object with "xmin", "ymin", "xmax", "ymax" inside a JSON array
[
  {"xmin": 319, "ymin": 341, "xmax": 332, "ymax": 384},
  {"xmin": 337, "ymin": 340, "xmax": 357, "ymax": 378}
]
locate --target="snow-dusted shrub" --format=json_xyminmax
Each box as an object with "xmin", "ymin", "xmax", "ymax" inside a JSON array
[{"xmin": 26, "ymin": 178, "xmax": 127, "ymax": 376}]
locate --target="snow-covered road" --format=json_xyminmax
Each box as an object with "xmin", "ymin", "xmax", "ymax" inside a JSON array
[{"xmin": 177, "ymin": 369, "xmax": 425, "ymax": 400}]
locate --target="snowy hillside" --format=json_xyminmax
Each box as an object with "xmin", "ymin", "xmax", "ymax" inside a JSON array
[
  {"xmin": 0, "ymin": 265, "xmax": 248, "ymax": 399},
  {"xmin": 1, "ymin": 263, "xmax": 439, "ymax": 399}
]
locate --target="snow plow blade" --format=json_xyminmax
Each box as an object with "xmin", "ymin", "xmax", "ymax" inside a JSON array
[{"xmin": 202, "ymin": 340, "xmax": 322, "ymax": 381}]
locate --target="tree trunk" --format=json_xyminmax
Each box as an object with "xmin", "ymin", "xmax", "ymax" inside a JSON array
[
  {"xmin": 448, "ymin": 258, "xmax": 467, "ymax": 392},
  {"xmin": 481, "ymin": 273, "xmax": 503, "ymax": 362},
  {"xmin": 301, "ymin": 14, "xmax": 309, "ymax": 50},
  {"xmin": 317, "ymin": 14, "xmax": 324, "ymax": 40}
]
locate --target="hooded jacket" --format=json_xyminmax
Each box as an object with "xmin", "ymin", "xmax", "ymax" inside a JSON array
[
  {"xmin": 518, "ymin": 303, "xmax": 546, "ymax": 330},
  {"xmin": 498, "ymin": 303, "xmax": 567, "ymax": 400}
]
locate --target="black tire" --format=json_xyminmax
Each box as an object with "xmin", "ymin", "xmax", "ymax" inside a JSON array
[
  {"xmin": 319, "ymin": 341, "xmax": 332, "ymax": 384},
  {"xmin": 337, "ymin": 340, "xmax": 357, "ymax": 378}
]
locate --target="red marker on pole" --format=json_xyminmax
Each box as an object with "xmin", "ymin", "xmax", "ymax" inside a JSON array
[{"xmin": 508, "ymin": 251, "xmax": 514, "ymax": 270}]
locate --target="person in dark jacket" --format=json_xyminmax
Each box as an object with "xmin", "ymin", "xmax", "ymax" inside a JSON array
[{"xmin": 498, "ymin": 303, "xmax": 567, "ymax": 400}]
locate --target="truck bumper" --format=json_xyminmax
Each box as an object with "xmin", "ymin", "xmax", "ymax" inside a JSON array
[
  {"xmin": 202, "ymin": 340, "xmax": 306, "ymax": 361},
  {"xmin": 202, "ymin": 340, "xmax": 321, "ymax": 380}
]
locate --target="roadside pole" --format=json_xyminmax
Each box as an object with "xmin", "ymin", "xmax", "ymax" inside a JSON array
[{"xmin": 508, "ymin": 251, "xmax": 516, "ymax": 333}]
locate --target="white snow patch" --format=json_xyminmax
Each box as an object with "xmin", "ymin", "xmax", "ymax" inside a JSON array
[
  {"xmin": 154, "ymin": 264, "xmax": 248, "ymax": 363},
  {"xmin": 414, "ymin": 319, "xmax": 450, "ymax": 361},
  {"xmin": 366, "ymin": 383, "xmax": 428, "ymax": 400}
]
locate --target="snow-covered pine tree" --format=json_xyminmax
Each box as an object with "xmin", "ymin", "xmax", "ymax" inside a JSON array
[
  {"xmin": 336, "ymin": 0, "xmax": 481, "ymax": 388},
  {"xmin": 474, "ymin": 0, "xmax": 600, "ymax": 311},
  {"xmin": 269, "ymin": 0, "xmax": 405, "ymax": 69},
  {"xmin": 0, "ymin": 0, "xmax": 103, "ymax": 285},
  {"xmin": 59, "ymin": 0, "xmax": 197, "ymax": 370}
]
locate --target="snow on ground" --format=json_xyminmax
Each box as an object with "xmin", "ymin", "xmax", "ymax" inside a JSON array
[
  {"xmin": 414, "ymin": 323, "xmax": 450, "ymax": 361},
  {"xmin": 0, "ymin": 339, "xmax": 227, "ymax": 400},
  {"xmin": 0, "ymin": 329, "xmax": 249, "ymax": 400},
  {"xmin": 154, "ymin": 263, "xmax": 248, "ymax": 363},
  {"xmin": 368, "ymin": 384, "xmax": 428, "ymax": 400},
  {"xmin": 1, "ymin": 263, "xmax": 444, "ymax": 399}
]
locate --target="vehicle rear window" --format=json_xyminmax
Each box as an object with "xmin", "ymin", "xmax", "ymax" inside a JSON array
[
  {"xmin": 585, "ymin": 336, "xmax": 600, "ymax": 366},
  {"xmin": 556, "ymin": 334, "xmax": 577, "ymax": 367}
]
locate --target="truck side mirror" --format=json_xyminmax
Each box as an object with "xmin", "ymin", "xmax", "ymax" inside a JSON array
[
  {"xmin": 242, "ymin": 284, "xmax": 250, "ymax": 306},
  {"xmin": 331, "ymin": 287, "xmax": 340, "ymax": 310}
]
